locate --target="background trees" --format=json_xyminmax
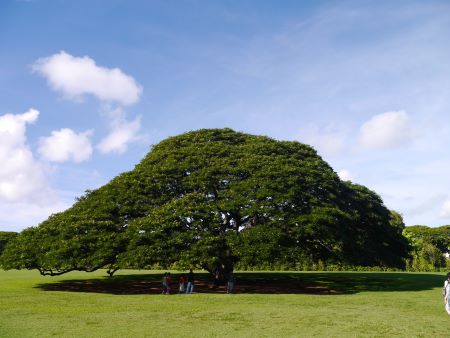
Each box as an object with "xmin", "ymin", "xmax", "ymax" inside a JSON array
[
  {"xmin": 403, "ymin": 225, "xmax": 450, "ymax": 271},
  {"xmin": 1, "ymin": 129, "xmax": 410, "ymax": 276}
]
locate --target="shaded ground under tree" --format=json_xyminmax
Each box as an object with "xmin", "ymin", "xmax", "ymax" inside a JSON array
[{"xmin": 34, "ymin": 272, "xmax": 444, "ymax": 295}]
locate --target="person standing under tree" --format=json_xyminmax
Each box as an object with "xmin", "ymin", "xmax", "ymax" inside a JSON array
[
  {"xmin": 166, "ymin": 272, "xmax": 171, "ymax": 294},
  {"xmin": 227, "ymin": 271, "xmax": 235, "ymax": 294},
  {"xmin": 179, "ymin": 275, "xmax": 185, "ymax": 293},
  {"xmin": 212, "ymin": 270, "xmax": 220, "ymax": 289},
  {"xmin": 186, "ymin": 269, "xmax": 195, "ymax": 294},
  {"xmin": 162, "ymin": 272, "xmax": 168, "ymax": 294},
  {"xmin": 444, "ymin": 272, "xmax": 450, "ymax": 315}
]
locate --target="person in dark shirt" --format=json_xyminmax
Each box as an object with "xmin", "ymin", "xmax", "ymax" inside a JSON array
[
  {"xmin": 161, "ymin": 272, "xmax": 168, "ymax": 294},
  {"xmin": 227, "ymin": 271, "xmax": 235, "ymax": 294},
  {"xmin": 186, "ymin": 269, "xmax": 195, "ymax": 294},
  {"xmin": 166, "ymin": 272, "xmax": 171, "ymax": 294}
]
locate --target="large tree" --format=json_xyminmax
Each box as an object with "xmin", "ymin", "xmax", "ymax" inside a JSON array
[{"xmin": 1, "ymin": 129, "xmax": 409, "ymax": 277}]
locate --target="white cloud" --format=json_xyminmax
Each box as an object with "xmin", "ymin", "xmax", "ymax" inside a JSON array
[
  {"xmin": 439, "ymin": 200, "xmax": 450, "ymax": 218},
  {"xmin": 97, "ymin": 107, "xmax": 143, "ymax": 154},
  {"xmin": 32, "ymin": 51, "xmax": 145, "ymax": 156},
  {"xmin": 337, "ymin": 169, "xmax": 354, "ymax": 181},
  {"xmin": 0, "ymin": 109, "xmax": 47, "ymax": 202},
  {"xmin": 38, "ymin": 128, "xmax": 93, "ymax": 163},
  {"xmin": 0, "ymin": 109, "xmax": 90, "ymax": 231},
  {"xmin": 32, "ymin": 51, "xmax": 142, "ymax": 105},
  {"xmin": 0, "ymin": 200, "xmax": 70, "ymax": 232},
  {"xmin": 299, "ymin": 124, "xmax": 348, "ymax": 156},
  {"xmin": 358, "ymin": 111, "xmax": 414, "ymax": 150}
]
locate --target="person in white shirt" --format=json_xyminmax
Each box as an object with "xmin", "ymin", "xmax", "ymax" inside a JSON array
[{"xmin": 444, "ymin": 272, "xmax": 450, "ymax": 315}]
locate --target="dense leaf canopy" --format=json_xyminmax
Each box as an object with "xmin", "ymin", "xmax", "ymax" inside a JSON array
[
  {"xmin": 404, "ymin": 225, "xmax": 450, "ymax": 253},
  {"xmin": 402, "ymin": 225, "xmax": 450, "ymax": 270},
  {"xmin": 0, "ymin": 129, "xmax": 409, "ymax": 276},
  {"xmin": 0, "ymin": 232, "xmax": 17, "ymax": 256}
]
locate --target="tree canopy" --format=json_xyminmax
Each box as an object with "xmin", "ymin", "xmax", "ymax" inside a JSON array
[
  {"xmin": 403, "ymin": 225, "xmax": 450, "ymax": 253},
  {"xmin": 402, "ymin": 225, "xmax": 450, "ymax": 270},
  {"xmin": 0, "ymin": 129, "xmax": 409, "ymax": 276},
  {"xmin": 0, "ymin": 232, "xmax": 18, "ymax": 256}
]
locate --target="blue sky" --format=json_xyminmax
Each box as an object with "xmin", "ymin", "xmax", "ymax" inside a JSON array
[{"xmin": 1, "ymin": 0, "xmax": 450, "ymax": 231}]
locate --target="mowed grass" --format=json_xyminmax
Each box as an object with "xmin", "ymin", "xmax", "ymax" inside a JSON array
[{"xmin": 0, "ymin": 270, "xmax": 449, "ymax": 337}]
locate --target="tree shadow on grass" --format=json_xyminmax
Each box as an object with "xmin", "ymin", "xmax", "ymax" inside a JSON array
[{"xmin": 34, "ymin": 272, "xmax": 445, "ymax": 295}]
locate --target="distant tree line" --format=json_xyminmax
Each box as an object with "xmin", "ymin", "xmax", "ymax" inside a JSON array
[{"xmin": 403, "ymin": 225, "xmax": 450, "ymax": 272}]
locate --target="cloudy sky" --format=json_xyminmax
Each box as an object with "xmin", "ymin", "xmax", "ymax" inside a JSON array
[{"xmin": 1, "ymin": 0, "xmax": 450, "ymax": 231}]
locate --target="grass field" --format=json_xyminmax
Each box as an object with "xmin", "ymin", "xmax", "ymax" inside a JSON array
[{"xmin": 0, "ymin": 269, "xmax": 448, "ymax": 337}]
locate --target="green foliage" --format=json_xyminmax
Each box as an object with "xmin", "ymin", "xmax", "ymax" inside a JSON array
[
  {"xmin": 403, "ymin": 225, "xmax": 450, "ymax": 271},
  {"xmin": 404, "ymin": 225, "xmax": 450, "ymax": 253},
  {"xmin": 1, "ymin": 174, "xmax": 138, "ymax": 275},
  {"xmin": 0, "ymin": 231, "xmax": 17, "ymax": 256},
  {"xmin": 1, "ymin": 129, "xmax": 410, "ymax": 276}
]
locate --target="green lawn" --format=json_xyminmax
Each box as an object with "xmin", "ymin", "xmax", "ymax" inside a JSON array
[{"xmin": 0, "ymin": 270, "xmax": 448, "ymax": 337}]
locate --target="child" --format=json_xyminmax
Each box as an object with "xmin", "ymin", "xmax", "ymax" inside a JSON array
[{"xmin": 179, "ymin": 275, "xmax": 185, "ymax": 293}]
